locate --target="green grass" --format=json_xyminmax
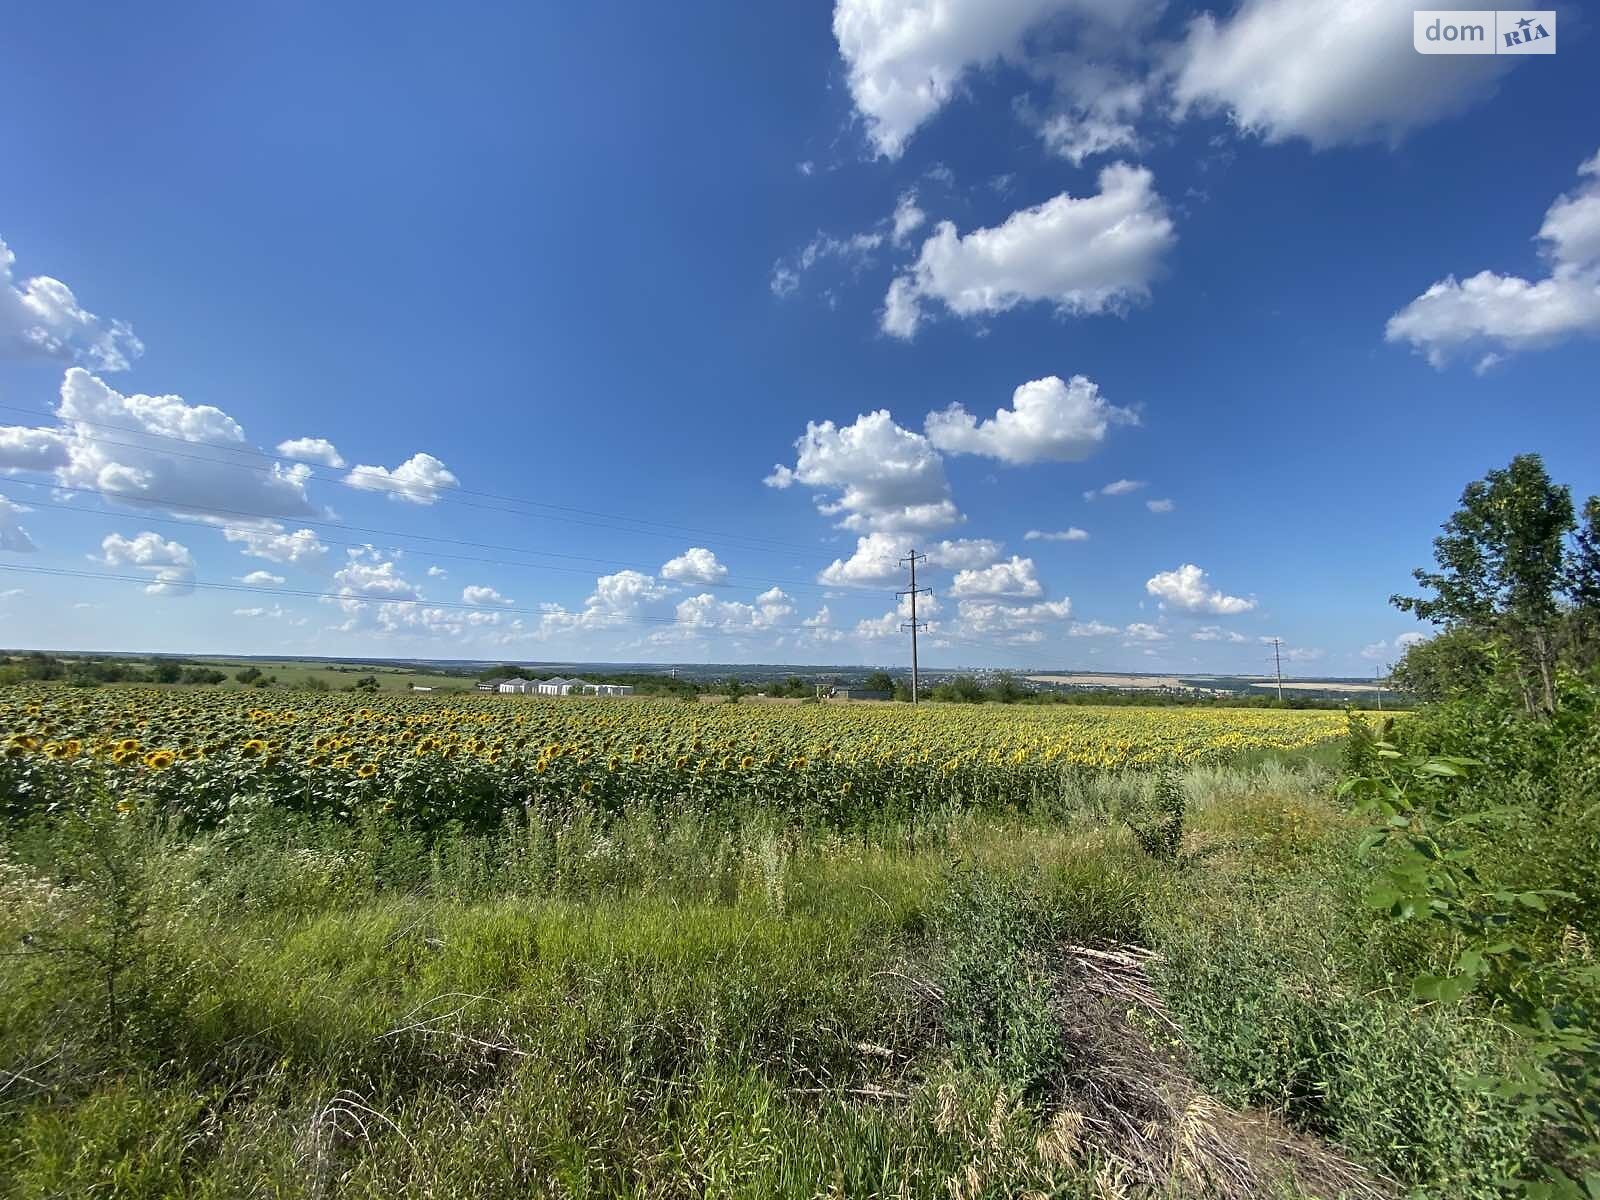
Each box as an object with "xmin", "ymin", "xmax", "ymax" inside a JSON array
[{"xmin": 0, "ymin": 760, "xmax": 1550, "ymax": 1198}]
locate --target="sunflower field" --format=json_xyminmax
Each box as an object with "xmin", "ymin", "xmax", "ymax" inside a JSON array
[{"xmin": 0, "ymin": 687, "xmax": 1348, "ymax": 829}]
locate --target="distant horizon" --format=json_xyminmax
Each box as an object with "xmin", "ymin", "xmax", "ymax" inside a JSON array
[{"xmin": 1, "ymin": 645, "xmax": 1382, "ymax": 685}]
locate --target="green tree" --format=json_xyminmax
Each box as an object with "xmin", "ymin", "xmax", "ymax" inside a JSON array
[
  {"xmin": 150, "ymin": 660, "xmax": 183, "ymax": 685},
  {"xmin": 1388, "ymin": 627, "xmax": 1494, "ymax": 703},
  {"xmin": 1563, "ymin": 496, "xmax": 1600, "ymax": 671},
  {"xmin": 234, "ymin": 666, "xmax": 262, "ymax": 685},
  {"xmin": 1392, "ymin": 454, "xmax": 1576, "ymax": 715},
  {"xmin": 932, "ymin": 675, "xmax": 985, "ymax": 703},
  {"xmin": 864, "ymin": 671, "xmax": 895, "ymax": 694},
  {"xmin": 987, "ymin": 672, "xmax": 1027, "ymax": 704}
]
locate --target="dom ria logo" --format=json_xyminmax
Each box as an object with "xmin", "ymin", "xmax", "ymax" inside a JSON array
[{"xmin": 1414, "ymin": 10, "xmax": 1556, "ymax": 54}]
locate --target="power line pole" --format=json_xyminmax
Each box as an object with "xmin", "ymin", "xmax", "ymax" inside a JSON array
[
  {"xmin": 898, "ymin": 549, "xmax": 931, "ymax": 705},
  {"xmin": 1375, "ymin": 665, "xmax": 1384, "ymax": 712},
  {"xmin": 1269, "ymin": 637, "xmax": 1284, "ymax": 702}
]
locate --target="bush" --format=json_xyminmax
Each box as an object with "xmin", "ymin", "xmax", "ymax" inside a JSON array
[
  {"xmin": 1125, "ymin": 769, "xmax": 1186, "ymax": 862},
  {"xmin": 1154, "ymin": 868, "xmax": 1538, "ymax": 1193},
  {"xmin": 925, "ymin": 866, "xmax": 1064, "ymax": 1098},
  {"xmin": 1340, "ymin": 673, "xmax": 1600, "ymax": 1190}
]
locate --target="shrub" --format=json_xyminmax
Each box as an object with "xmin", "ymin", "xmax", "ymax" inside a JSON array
[{"xmin": 1125, "ymin": 769, "xmax": 1186, "ymax": 862}]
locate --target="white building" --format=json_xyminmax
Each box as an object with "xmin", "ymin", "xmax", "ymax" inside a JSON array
[
  {"xmin": 497, "ymin": 678, "xmax": 536, "ymax": 694},
  {"xmin": 530, "ymin": 677, "xmax": 634, "ymax": 696}
]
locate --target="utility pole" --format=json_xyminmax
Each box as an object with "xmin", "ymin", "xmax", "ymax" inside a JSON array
[
  {"xmin": 1269, "ymin": 637, "xmax": 1284, "ymax": 702},
  {"xmin": 898, "ymin": 549, "xmax": 931, "ymax": 705},
  {"xmin": 1375, "ymin": 665, "xmax": 1384, "ymax": 712}
]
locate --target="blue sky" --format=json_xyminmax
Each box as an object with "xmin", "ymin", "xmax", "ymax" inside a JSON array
[{"xmin": 1, "ymin": 0, "xmax": 1596, "ymax": 674}]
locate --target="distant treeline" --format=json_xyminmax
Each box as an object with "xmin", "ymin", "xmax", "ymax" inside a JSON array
[
  {"xmin": 901, "ymin": 672, "xmax": 1407, "ymax": 710},
  {"xmin": 0, "ymin": 652, "xmax": 228, "ymax": 688}
]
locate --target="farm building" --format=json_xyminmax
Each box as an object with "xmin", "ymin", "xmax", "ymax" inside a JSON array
[
  {"xmin": 475, "ymin": 678, "xmax": 505, "ymax": 692},
  {"xmin": 531, "ymin": 677, "xmax": 635, "ymax": 697},
  {"xmin": 497, "ymin": 678, "xmax": 537, "ymax": 694}
]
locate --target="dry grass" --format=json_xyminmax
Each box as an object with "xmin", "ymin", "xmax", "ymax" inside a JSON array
[{"xmin": 1048, "ymin": 941, "xmax": 1390, "ymax": 1200}]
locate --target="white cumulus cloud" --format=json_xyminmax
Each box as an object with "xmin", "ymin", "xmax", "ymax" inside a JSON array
[
  {"xmin": 925, "ymin": 374, "xmax": 1136, "ymax": 464},
  {"xmin": 950, "ymin": 555, "xmax": 1043, "ymax": 598},
  {"xmin": 926, "ymin": 537, "xmax": 1003, "ymax": 569},
  {"xmin": 1123, "ymin": 621, "xmax": 1168, "ymax": 642},
  {"xmin": 1068, "ymin": 620, "xmax": 1118, "ymax": 636},
  {"xmin": 276, "ymin": 437, "xmax": 346, "ymax": 467},
  {"xmin": 832, "ymin": 0, "xmax": 1091, "ymax": 158},
  {"xmin": 239, "ymin": 570, "xmax": 285, "ymax": 586},
  {"xmin": 661, "ymin": 547, "xmax": 729, "ymax": 585},
  {"xmin": 99, "ymin": 530, "xmax": 194, "ymax": 596},
  {"xmin": 224, "ymin": 525, "xmax": 329, "ymax": 566},
  {"xmin": 766, "ymin": 410, "xmax": 960, "ymax": 533},
  {"xmin": 819, "ymin": 533, "xmax": 1002, "ymax": 585},
  {"xmin": 1387, "ymin": 150, "xmax": 1600, "ymax": 368},
  {"xmin": 1172, "ymin": 0, "xmax": 1511, "ymax": 150},
  {"xmin": 1, "ymin": 236, "xmax": 142, "ymax": 372},
  {"xmin": 2, "ymin": 369, "xmax": 319, "ymax": 524},
  {"xmin": 1145, "ymin": 563, "xmax": 1255, "ymax": 614},
  {"xmin": 538, "ymin": 569, "xmax": 671, "ymax": 638},
  {"xmin": 345, "ymin": 452, "xmax": 459, "ymax": 504},
  {"xmin": 957, "ymin": 597, "xmax": 1071, "ymax": 635},
  {"xmin": 675, "ymin": 586, "xmax": 795, "ymax": 633},
  {"xmin": 882, "ymin": 164, "xmax": 1175, "ymax": 339},
  {"xmin": 463, "ymin": 584, "xmax": 513, "ymax": 606}
]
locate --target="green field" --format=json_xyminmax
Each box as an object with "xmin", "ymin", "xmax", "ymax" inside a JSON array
[{"xmin": 2, "ymin": 673, "xmax": 1595, "ymax": 1197}]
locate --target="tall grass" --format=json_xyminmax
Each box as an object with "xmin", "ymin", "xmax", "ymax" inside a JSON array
[{"xmin": 0, "ymin": 758, "xmax": 1549, "ymax": 1197}]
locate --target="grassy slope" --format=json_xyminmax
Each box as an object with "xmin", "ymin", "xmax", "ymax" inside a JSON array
[{"xmin": 0, "ymin": 763, "xmax": 1537, "ymax": 1198}]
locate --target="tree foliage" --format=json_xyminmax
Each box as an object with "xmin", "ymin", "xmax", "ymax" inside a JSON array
[{"xmin": 1392, "ymin": 454, "xmax": 1598, "ymax": 715}]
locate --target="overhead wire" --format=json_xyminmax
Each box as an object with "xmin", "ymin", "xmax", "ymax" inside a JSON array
[
  {"xmin": 0, "ymin": 406, "xmax": 1047, "ymax": 663},
  {"xmin": 0, "ymin": 475, "xmax": 883, "ymax": 602},
  {"xmin": 0, "ymin": 401, "xmax": 820, "ymax": 555},
  {"xmin": 0, "ymin": 562, "xmax": 1036, "ymax": 661}
]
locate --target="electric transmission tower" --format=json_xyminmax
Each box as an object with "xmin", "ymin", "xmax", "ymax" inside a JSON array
[
  {"xmin": 1268, "ymin": 637, "xmax": 1284, "ymax": 701},
  {"xmin": 898, "ymin": 549, "xmax": 931, "ymax": 705}
]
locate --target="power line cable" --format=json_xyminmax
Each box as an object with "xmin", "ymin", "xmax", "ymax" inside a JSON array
[
  {"xmin": 0, "ymin": 478, "xmax": 880, "ymax": 601},
  {"xmin": 0, "ymin": 401, "xmax": 819, "ymax": 555},
  {"xmin": 0, "ymin": 561, "xmax": 1035, "ymax": 658}
]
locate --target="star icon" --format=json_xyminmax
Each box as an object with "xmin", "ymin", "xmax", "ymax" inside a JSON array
[{"xmin": 1517, "ymin": 15, "xmax": 1533, "ymax": 29}]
